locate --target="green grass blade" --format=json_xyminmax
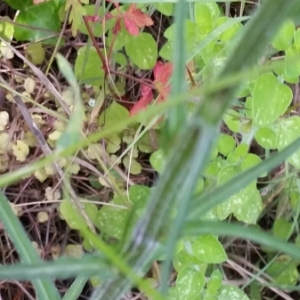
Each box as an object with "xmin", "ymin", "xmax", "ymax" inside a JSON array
[
  {"xmin": 0, "ymin": 256, "xmax": 113, "ymax": 280},
  {"xmin": 62, "ymin": 277, "xmax": 89, "ymax": 300},
  {"xmin": 184, "ymin": 220, "xmax": 300, "ymax": 260},
  {"xmin": 0, "ymin": 192, "xmax": 61, "ymax": 300},
  {"xmin": 188, "ymin": 136, "xmax": 300, "ymax": 221},
  {"xmin": 167, "ymin": 0, "xmax": 187, "ymax": 138}
]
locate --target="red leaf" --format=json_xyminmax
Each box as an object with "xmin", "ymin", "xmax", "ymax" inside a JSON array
[
  {"xmin": 124, "ymin": 19, "xmax": 139, "ymax": 36},
  {"xmin": 130, "ymin": 85, "xmax": 153, "ymax": 115},
  {"xmin": 153, "ymin": 61, "xmax": 173, "ymax": 102},
  {"xmin": 123, "ymin": 4, "xmax": 153, "ymax": 36},
  {"xmin": 112, "ymin": 18, "xmax": 122, "ymax": 35}
]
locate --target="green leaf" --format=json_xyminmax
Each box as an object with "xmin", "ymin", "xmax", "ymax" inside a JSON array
[
  {"xmin": 106, "ymin": 135, "xmax": 121, "ymax": 153},
  {"xmin": 215, "ymin": 16, "xmax": 243, "ymax": 42},
  {"xmin": 272, "ymin": 20, "xmax": 295, "ymax": 50},
  {"xmin": 194, "ymin": 3, "xmax": 220, "ymax": 35},
  {"xmin": 217, "ymin": 134, "xmax": 236, "ymax": 156},
  {"xmin": 190, "ymin": 235, "xmax": 227, "ymax": 264},
  {"xmin": 0, "ymin": 16, "xmax": 14, "ymax": 41},
  {"xmin": 251, "ymin": 72, "xmax": 292, "ymax": 127},
  {"xmin": 294, "ymin": 29, "xmax": 300, "ymax": 50},
  {"xmin": 266, "ymin": 255, "xmax": 299, "ymax": 285},
  {"xmin": 74, "ymin": 46, "xmax": 105, "ymax": 86},
  {"xmin": 25, "ymin": 42, "xmax": 45, "ymax": 65},
  {"xmin": 153, "ymin": 3, "xmax": 173, "ymax": 16},
  {"xmin": 129, "ymin": 185, "xmax": 150, "ymax": 210},
  {"xmin": 223, "ymin": 110, "xmax": 240, "ymax": 133},
  {"xmin": 275, "ymin": 116, "xmax": 300, "ymax": 168},
  {"xmin": 217, "ymin": 167, "xmax": 262, "ymax": 224},
  {"xmin": 149, "ymin": 149, "xmax": 165, "ymax": 173},
  {"xmin": 241, "ymin": 153, "xmax": 265, "ymax": 177},
  {"xmin": 160, "ymin": 20, "xmax": 197, "ymax": 61},
  {"xmin": 284, "ymin": 46, "xmax": 300, "ymax": 78},
  {"xmin": 255, "ymin": 127, "xmax": 277, "ymax": 149},
  {"xmin": 59, "ymin": 199, "xmax": 98, "ymax": 231},
  {"xmin": 123, "ymin": 156, "xmax": 142, "ymax": 175},
  {"xmin": 173, "ymin": 248, "xmax": 207, "ymax": 273},
  {"xmin": 206, "ymin": 269, "xmax": 222, "ymax": 295},
  {"xmin": 98, "ymin": 101, "xmax": 129, "ymax": 128},
  {"xmin": 10, "ymin": 0, "xmax": 61, "ymax": 44},
  {"xmin": 125, "ymin": 32, "xmax": 157, "ymax": 70},
  {"xmin": 96, "ymin": 200, "xmax": 129, "ymax": 239},
  {"xmin": 217, "ymin": 285, "xmax": 250, "ymax": 300},
  {"xmin": 272, "ymin": 218, "xmax": 293, "ymax": 240},
  {"xmin": 168, "ymin": 267, "xmax": 205, "ymax": 300}
]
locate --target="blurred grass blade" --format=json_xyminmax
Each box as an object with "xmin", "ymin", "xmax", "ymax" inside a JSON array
[
  {"xmin": 167, "ymin": 0, "xmax": 187, "ymax": 138},
  {"xmin": 0, "ymin": 192, "xmax": 61, "ymax": 300},
  {"xmin": 55, "ymin": 53, "xmax": 85, "ymax": 152},
  {"xmin": 188, "ymin": 136, "xmax": 300, "ymax": 221},
  {"xmin": 62, "ymin": 277, "xmax": 89, "ymax": 300},
  {"xmin": 0, "ymin": 256, "xmax": 113, "ymax": 280},
  {"xmin": 184, "ymin": 220, "xmax": 300, "ymax": 260}
]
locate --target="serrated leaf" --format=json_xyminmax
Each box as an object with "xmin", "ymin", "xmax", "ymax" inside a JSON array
[
  {"xmin": 11, "ymin": 0, "xmax": 61, "ymax": 44},
  {"xmin": 191, "ymin": 235, "xmax": 227, "ymax": 263},
  {"xmin": 125, "ymin": 32, "xmax": 157, "ymax": 70},
  {"xmin": 75, "ymin": 46, "xmax": 105, "ymax": 86},
  {"xmin": 252, "ymin": 72, "xmax": 292, "ymax": 127},
  {"xmin": 78, "ymin": 5, "xmax": 114, "ymax": 37}
]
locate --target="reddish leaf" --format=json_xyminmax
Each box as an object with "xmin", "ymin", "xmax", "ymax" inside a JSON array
[
  {"xmin": 113, "ymin": 18, "xmax": 122, "ymax": 34},
  {"xmin": 153, "ymin": 61, "xmax": 173, "ymax": 102},
  {"xmin": 123, "ymin": 4, "xmax": 153, "ymax": 36},
  {"xmin": 124, "ymin": 19, "xmax": 139, "ymax": 36},
  {"xmin": 130, "ymin": 84, "xmax": 153, "ymax": 115}
]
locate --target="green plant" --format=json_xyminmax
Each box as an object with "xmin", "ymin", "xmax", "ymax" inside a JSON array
[{"xmin": 1, "ymin": 0, "xmax": 300, "ymax": 300}]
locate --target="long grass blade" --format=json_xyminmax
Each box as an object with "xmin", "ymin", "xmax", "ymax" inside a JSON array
[
  {"xmin": 0, "ymin": 256, "xmax": 113, "ymax": 280},
  {"xmin": 0, "ymin": 192, "xmax": 61, "ymax": 300}
]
